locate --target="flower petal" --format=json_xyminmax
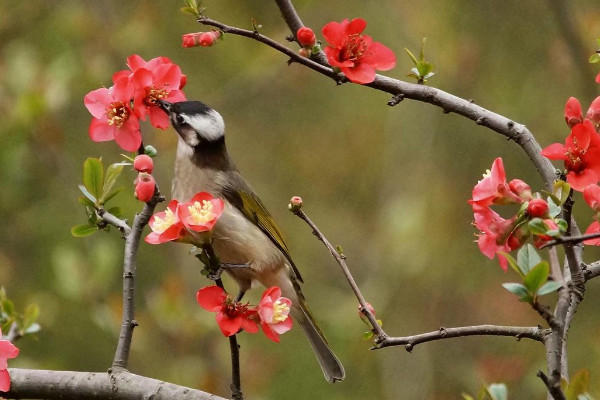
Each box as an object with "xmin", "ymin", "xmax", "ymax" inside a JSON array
[
  {"xmin": 341, "ymin": 62, "xmax": 376, "ymax": 84},
  {"xmin": 323, "ymin": 46, "xmax": 354, "ymax": 68},
  {"xmin": 261, "ymin": 321, "xmax": 280, "ymax": 343},
  {"xmin": 196, "ymin": 286, "xmax": 227, "ymax": 312},
  {"xmin": 84, "ymin": 88, "xmax": 112, "ymax": 119},
  {"xmin": 0, "ymin": 369, "xmax": 10, "ymax": 392},
  {"xmin": 113, "ymin": 115, "xmax": 141, "ymax": 152},
  {"xmin": 346, "ymin": 18, "xmax": 367, "ymax": 35},
  {"xmin": 216, "ymin": 313, "xmax": 242, "ymax": 336},
  {"xmin": 584, "ymin": 221, "xmax": 600, "ymax": 245},
  {"xmin": 362, "ymin": 41, "xmax": 397, "ymax": 71},
  {"xmin": 89, "ymin": 118, "xmax": 115, "ymax": 142},
  {"xmin": 321, "ymin": 20, "xmax": 349, "ymax": 48},
  {"xmin": 566, "ymin": 169, "xmax": 599, "ymax": 192},
  {"xmin": 540, "ymin": 143, "xmax": 567, "ymax": 160}
]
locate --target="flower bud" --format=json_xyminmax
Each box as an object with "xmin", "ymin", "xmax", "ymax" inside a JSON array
[
  {"xmin": 182, "ymin": 33, "xmax": 199, "ymax": 48},
  {"xmin": 564, "ymin": 96, "xmax": 582, "ymax": 128},
  {"xmin": 135, "ymin": 173, "xmax": 156, "ymax": 202},
  {"xmin": 527, "ymin": 198, "xmax": 549, "ymax": 218},
  {"xmin": 358, "ymin": 302, "xmax": 376, "ymax": 325},
  {"xmin": 199, "ymin": 31, "xmax": 222, "ymax": 47},
  {"xmin": 133, "ymin": 154, "xmax": 154, "ymax": 173},
  {"xmin": 296, "ymin": 27, "xmax": 316, "ymax": 48},
  {"xmin": 508, "ymin": 179, "xmax": 532, "ymax": 201},
  {"xmin": 298, "ymin": 48, "xmax": 311, "ymax": 58},
  {"xmin": 288, "ymin": 196, "xmax": 303, "ymax": 212},
  {"xmin": 583, "ymin": 184, "xmax": 600, "ymax": 212},
  {"xmin": 586, "ymin": 96, "xmax": 600, "ymax": 132}
]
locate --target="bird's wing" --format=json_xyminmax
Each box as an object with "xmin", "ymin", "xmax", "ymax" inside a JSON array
[{"xmin": 222, "ymin": 175, "xmax": 303, "ymax": 283}]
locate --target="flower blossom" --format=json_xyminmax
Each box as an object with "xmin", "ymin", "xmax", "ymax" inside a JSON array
[
  {"xmin": 321, "ymin": 18, "xmax": 396, "ymax": 84},
  {"xmin": 0, "ymin": 328, "xmax": 19, "ymax": 392},
  {"xmin": 177, "ymin": 192, "xmax": 225, "ymax": 234},
  {"xmin": 182, "ymin": 31, "xmax": 222, "ymax": 48},
  {"xmin": 197, "ymin": 286, "xmax": 259, "ymax": 337},
  {"xmin": 541, "ymin": 120, "xmax": 600, "ymax": 191},
  {"xmin": 258, "ymin": 287, "xmax": 293, "ymax": 342},
  {"xmin": 134, "ymin": 173, "xmax": 156, "ymax": 203},
  {"xmin": 145, "ymin": 200, "xmax": 187, "ymax": 244},
  {"xmin": 84, "ymin": 77, "xmax": 141, "ymax": 152},
  {"xmin": 469, "ymin": 158, "xmax": 525, "ymax": 207}
]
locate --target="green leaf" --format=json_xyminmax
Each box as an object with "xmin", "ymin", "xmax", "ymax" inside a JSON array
[
  {"xmin": 553, "ymin": 180, "xmax": 571, "ymax": 204},
  {"xmin": 78, "ymin": 196, "xmax": 95, "ymax": 208},
  {"xmin": 78, "ymin": 185, "xmax": 97, "ymax": 203},
  {"xmin": 498, "ymin": 251, "xmax": 525, "ymax": 278},
  {"xmin": 502, "ymin": 282, "xmax": 529, "ymax": 298},
  {"xmin": 24, "ymin": 322, "xmax": 41, "ymax": 334},
  {"xmin": 548, "ymin": 197, "xmax": 561, "ymax": 218},
  {"xmin": 537, "ymin": 281, "xmax": 562, "ymax": 296},
  {"xmin": 461, "ymin": 394, "xmax": 476, "ymax": 400},
  {"xmin": 82, "ymin": 157, "xmax": 104, "ymax": 201},
  {"xmin": 517, "ymin": 244, "xmax": 541, "ymax": 274},
  {"xmin": 22, "ymin": 303, "xmax": 39, "ymax": 330},
  {"xmin": 565, "ymin": 369, "xmax": 590, "ymax": 400},
  {"xmin": 102, "ymin": 186, "xmax": 125, "ymax": 205},
  {"xmin": 404, "ymin": 48, "xmax": 419, "ymax": 65},
  {"xmin": 99, "ymin": 163, "xmax": 125, "ymax": 204},
  {"xmin": 487, "ymin": 383, "xmax": 508, "ymax": 400},
  {"xmin": 527, "ymin": 218, "xmax": 548, "ymax": 235},
  {"xmin": 71, "ymin": 224, "xmax": 98, "ymax": 237},
  {"xmin": 362, "ymin": 331, "xmax": 374, "ymax": 340},
  {"xmin": 2, "ymin": 298, "xmax": 14, "ymax": 318},
  {"xmin": 523, "ymin": 261, "xmax": 549, "ymax": 293},
  {"xmin": 180, "ymin": 6, "xmax": 198, "ymax": 15},
  {"xmin": 556, "ymin": 219, "xmax": 568, "ymax": 233},
  {"xmin": 589, "ymin": 53, "xmax": 600, "ymax": 64}
]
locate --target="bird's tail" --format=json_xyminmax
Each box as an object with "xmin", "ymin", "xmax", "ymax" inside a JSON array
[{"xmin": 292, "ymin": 298, "xmax": 345, "ymax": 383}]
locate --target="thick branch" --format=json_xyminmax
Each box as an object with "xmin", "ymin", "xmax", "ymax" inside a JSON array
[
  {"xmin": 378, "ymin": 325, "xmax": 547, "ymax": 350},
  {"xmin": 3, "ymin": 368, "xmax": 225, "ymax": 400},
  {"xmin": 112, "ymin": 193, "xmax": 163, "ymax": 370}
]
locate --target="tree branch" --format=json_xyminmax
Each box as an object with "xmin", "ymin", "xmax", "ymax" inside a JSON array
[
  {"xmin": 2, "ymin": 368, "xmax": 226, "ymax": 400},
  {"xmin": 377, "ymin": 325, "xmax": 547, "ymax": 351},
  {"xmin": 112, "ymin": 192, "xmax": 164, "ymax": 370}
]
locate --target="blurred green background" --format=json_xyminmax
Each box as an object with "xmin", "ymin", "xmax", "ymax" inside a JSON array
[{"xmin": 1, "ymin": 1, "xmax": 600, "ymax": 399}]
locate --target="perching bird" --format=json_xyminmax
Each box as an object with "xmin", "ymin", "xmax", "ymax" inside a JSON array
[{"xmin": 157, "ymin": 99, "xmax": 345, "ymax": 383}]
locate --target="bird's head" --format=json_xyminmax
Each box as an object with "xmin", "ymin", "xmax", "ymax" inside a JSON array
[{"xmin": 157, "ymin": 100, "xmax": 225, "ymax": 148}]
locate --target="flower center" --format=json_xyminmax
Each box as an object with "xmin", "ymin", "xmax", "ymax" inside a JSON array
[
  {"xmin": 271, "ymin": 299, "xmax": 290, "ymax": 323},
  {"xmin": 153, "ymin": 208, "xmax": 177, "ymax": 233},
  {"xmin": 188, "ymin": 200, "xmax": 215, "ymax": 224},
  {"xmin": 145, "ymin": 86, "xmax": 169, "ymax": 107},
  {"xmin": 340, "ymin": 34, "xmax": 368, "ymax": 61},
  {"xmin": 565, "ymin": 150, "xmax": 583, "ymax": 172},
  {"xmin": 106, "ymin": 102, "xmax": 129, "ymax": 128}
]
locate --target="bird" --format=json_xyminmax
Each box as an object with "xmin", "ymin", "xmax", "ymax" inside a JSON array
[{"xmin": 156, "ymin": 99, "xmax": 345, "ymax": 383}]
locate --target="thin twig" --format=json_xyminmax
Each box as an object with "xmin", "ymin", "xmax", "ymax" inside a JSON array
[
  {"xmin": 378, "ymin": 325, "xmax": 547, "ymax": 350},
  {"xmin": 539, "ymin": 231, "xmax": 600, "ymax": 249},
  {"xmin": 97, "ymin": 208, "xmax": 132, "ymax": 236},
  {"xmin": 112, "ymin": 191, "xmax": 164, "ymax": 370},
  {"xmin": 537, "ymin": 370, "xmax": 567, "ymax": 400}
]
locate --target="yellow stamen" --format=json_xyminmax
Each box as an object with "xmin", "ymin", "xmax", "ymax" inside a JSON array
[
  {"xmin": 153, "ymin": 208, "xmax": 177, "ymax": 233},
  {"xmin": 188, "ymin": 200, "xmax": 216, "ymax": 224},
  {"xmin": 272, "ymin": 300, "xmax": 290, "ymax": 323}
]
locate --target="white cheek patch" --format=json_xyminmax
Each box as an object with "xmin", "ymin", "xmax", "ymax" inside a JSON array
[{"xmin": 183, "ymin": 110, "xmax": 225, "ymax": 142}]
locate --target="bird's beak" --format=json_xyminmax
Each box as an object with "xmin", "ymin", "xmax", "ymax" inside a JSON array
[{"xmin": 156, "ymin": 99, "xmax": 172, "ymax": 112}]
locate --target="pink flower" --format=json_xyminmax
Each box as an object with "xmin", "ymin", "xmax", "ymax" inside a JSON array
[
  {"xmin": 0, "ymin": 328, "xmax": 19, "ymax": 392},
  {"xmin": 296, "ymin": 27, "xmax": 316, "ymax": 48},
  {"xmin": 473, "ymin": 204, "xmax": 516, "ymax": 270},
  {"xmin": 145, "ymin": 200, "xmax": 187, "ymax": 244},
  {"xmin": 134, "ymin": 173, "xmax": 156, "ymax": 202},
  {"xmin": 182, "ymin": 31, "xmax": 222, "ymax": 48},
  {"xmin": 131, "ymin": 64, "xmax": 187, "ymax": 129},
  {"xmin": 596, "ymin": 72, "xmax": 600, "ymax": 85},
  {"xmin": 177, "ymin": 192, "xmax": 225, "ymax": 234},
  {"xmin": 527, "ymin": 198, "xmax": 549, "ymax": 218},
  {"xmin": 133, "ymin": 154, "xmax": 154, "ymax": 173},
  {"xmin": 84, "ymin": 77, "xmax": 141, "ymax": 152},
  {"xmin": 564, "ymin": 97, "xmax": 583, "ymax": 128},
  {"xmin": 321, "ymin": 18, "xmax": 396, "ymax": 84},
  {"xmin": 541, "ymin": 120, "xmax": 600, "ymax": 191},
  {"xmin": 112, "ymin": 55, "xmax": 187, "ymax": 89},
  {"xmin": 470, "ymin": 158, "xmax": 524, "ymax": 207},
  {"xmin": 197, "ymin": 286, "xmax": 259, "ymax": 337},
  {"xmin": 258, "ymin": 287, "xmax": 293, "ymax": 343}
]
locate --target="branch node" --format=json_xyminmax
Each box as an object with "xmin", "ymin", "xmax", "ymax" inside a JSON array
[
  {"xmin": 439, "ymin": 327, "xmax": 447, "ymax": 337},
  {"xmin": 476, "ymin": 116, "xmax": 487, "ymax": 125},
  {"xmin": 387, "ymin": 93, "xmax": 405, "ymax": 106},
  {"xmin": 285, "ymin": 34, "xmax": 295, "ymax": 42},
  {"xmin": 131, "ymin": 320, "xmax": 139, "ymax": 328},
  {"xmin": 507, "ymin": 120, "xmax": 515, "ymax": 129},
  {"xmin": 404, "ymin": 343, "xmax": 414, "ymax": 353}
]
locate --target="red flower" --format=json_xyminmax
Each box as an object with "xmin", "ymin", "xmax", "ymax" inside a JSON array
[
  {"xmin": 469, "ymin": 158, "xmax": 524, "ymax": 207},
  {"xmin": 131, "ymin": 64, "xmax": 187, "ymax": 129},
  {"xmin": 296, "ymin": 27, "xmax": 316, "ymax": 48},
  {"xmin": 133, "ymin": 154, "xmax": 154, "ymax": 173},
  {"xmin": 508, "ymin": 179, "xmax": 532, "ymax": 201},
  {"xmin": 584, "ymin": 221, "xmax": 600, "ymax": 246},
  {"xmin": 321, "ymin": 18, "xmax": 396, "ymax": 84},
  {"xmin": 134, "ymin": 173, "xmax": 156, "ymax": 202},
  {"xmin": 258, "ymin": 287, "xmax": 293, "ymax": 343},
  {"xmin": 0, "ymin": 328, "xmax": 19, "ymax": 392},
  {"xmin": 178, "ymin": 192, "xmax": 225, "ymax": 234},
  {"xmin": 84, "ymin": 77, "xmax": 141, "ymax": 152},
  {"xmin": 197, "ymin": 286, "xmax": 259, "ymax": 337},
  {"xmin": 182, "ymin": 33, "xmax": 197, "ymax": 48},
  {"xmin": 583, "ymin": 184, "xmax": 600, "ymax": 212},
  {"xmin": 472, "ymin": 204, "xmax": 516, "ymax": 270},
  {"xmin": 145, "ymin": 200, "xmax": 187, "ymax": 244},
  {"xmin": 564, "ymin": 97, "xmax": 583, "ymax": 128},
  {"xmin": 112, "ymin": 55, "xmax": 187, "ymax": 90},
  {"xmin": 527, "ymin": 198, "xmax": 549, "ymax": 218},
  {"xmin": 586, "ymin": 96, "xmax": 600, "ymax": 132},
  {"xmin": 541, "ymin": 120, "xmax": 600, "ymax": 191},
  {"xmin": 596, "ymin": 72, "xmax": 600, "ymax": 85}
]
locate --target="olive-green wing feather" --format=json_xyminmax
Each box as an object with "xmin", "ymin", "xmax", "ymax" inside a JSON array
[{"xmin": 222, "ymin": 180, "xmax": 303, "ymax": 283}]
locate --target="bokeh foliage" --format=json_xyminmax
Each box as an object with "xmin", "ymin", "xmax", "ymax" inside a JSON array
[{"xmin": 1, "ymin": 1, "xmax": 600, "ymax": 399}]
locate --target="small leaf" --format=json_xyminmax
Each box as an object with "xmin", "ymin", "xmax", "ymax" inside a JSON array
[
  {"xmin": 523, "ymin": 261, "xmax": 550, "ymax": 293},
  {"xmin": 404, "ymin": 48, "xmax": 419, "ymax": 65},
  {"xmin": 487, "ymin": 383, "xmax": 508, "ymax": 400},
  {"xmin": 82, "ymin": 157, "xmax": 104, "ymax": 201},
  {"xmin": 556, "ymin": 219, "xmax": 568, "ymax": 233},
  {"xmin": 2, "ymin": 299, "xmax": 14, "ymax": 317},
  {"xmin": 502, "ymin": 282, "xmax": 529, "ymax": 298},
  {"xmin": 462, "ymin": 394, "xmax": 476, "ymax": 400},
  {"xmin": 24, "ymin": 322, "xmax": 41, "ymax": 334},
  {"xmin": 553, "ymin": 180, "xmax": 571, "ymax": 204},
  {"xmin": 22, "ymin": 303, "xmax": 39, "ymax": 330},
  {"xmin": 180, "ymin": 6, "xmax": 198, "ymax": 16},
  {"xmin": 100, "ymin": 163, "xmax": 125, "ymax": 204},
  {"xmin": 78, "ymin": 184, "xmax": 97, "ymax": 203},
  {"xmin": 548, "ymin": 197, "xmax": 561, "ymax": 218},
  {"xmin": 362, "ymin": 331, "xmax": 374, "ymax": 340},
  {"xmin": 71, "ymin": 224, "xmax": 98, "ymax": 237},
  {"xmin": 78, "ymin": 196, "xmax": 95, "ymax": 208},
  {"xmin": 527, "ymin": 218, "xmax": 548, "ymax": 235},
  {"xmin": 537, "ymin": 281, "xmax": 562, "ymax": 296},
  {"xmin": 589, "ymin": 53, "xmax": 600, "ymax": 64},
  {"xmin": 517, "ymin": 244, "xmax": 542, "ymax": 274},
  {"xmin": 498, "ymin": 251, "xmax": 526, "ymax": 278}
]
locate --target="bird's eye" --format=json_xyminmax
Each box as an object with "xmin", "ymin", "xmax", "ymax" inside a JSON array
[{"xmin": 175, "ymin": 115, "xmax": 186, "ymax": 125}]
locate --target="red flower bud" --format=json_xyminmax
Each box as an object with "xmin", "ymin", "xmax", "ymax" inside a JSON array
[
  {"xmin": 199, "ymin": 31, "xmax": 221, "ymax": 47},
  {"xmin": 586, "ymin": 96, "xmax": 600, "ymax": 132},
  {"xmin": 288, "ymin": 196, "xmax": 303, "ymax": 212},
  {"xmin": 296, "ymin": 27, "xmax": 316, "ymax": 48},
  {"xmin": 133, "ymin": 154, "xmax": 154, "ymax": 173},
  {"xmin": 182, "ymin": 33, "xmax": 197, "ymax": 48},
  {"xmin": 508, "ymin": 179, "xmax": 532, "ymax": 201},
  {"xmin": 527, "ymin": 198, "xmax": 549, "ymax": 218},
  {"xmin": 564, "ymin": 97, "xmax": 582, "ymax": 128},
  {"xmin": 135, "ymin": 173, "xmax": 156, "ymax": 202}
]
